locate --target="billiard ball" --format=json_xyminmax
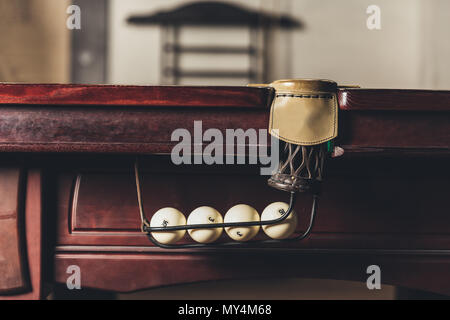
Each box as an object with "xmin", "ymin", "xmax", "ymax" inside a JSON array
[
  {"xmin": 261, "ymin": 202, "xmax": 298, "ymax": 240},
  {"xmin": 150, "ymin": 208, "xmax": 186, "ymax": 245},
  {"xmin": 187, "ymin": 207, "xmax": 223, "ymax": 244},
  {"xmin": 224, "ymin": 204, "xmax": 260, "ymax": 242}
]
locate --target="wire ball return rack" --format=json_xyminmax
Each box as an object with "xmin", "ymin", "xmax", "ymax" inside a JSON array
[{"xmin": 135, "ymin": 79, "xmax": 340, "ymax": 249}]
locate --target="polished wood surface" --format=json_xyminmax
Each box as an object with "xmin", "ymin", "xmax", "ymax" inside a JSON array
[
  {"xmin": 0, "ymin": 168, "xmax": 26, "ymax": 294},
  {"xmin": 44, "ymin": 154, "xmax": 449, "ymax": 295},
  {"xmin": 0, "ymin": 84, "xmax": 272, "ymax": 108},
  {"xmin": 53, "ymin": 252, "xmax": 450, "ymax": 295},
  {"xmin": 1, "ymin": 84, "xmax": 449, "ymax": 111},
  {"xmin": 0, "ymin": 170, "xmax": 43, "ymax": 299},
  {"xmin": 0, "ymin": 84, "xmax": 448, "ymax": 298},
  {"xmin": 0, "ymin": 86, "xmax": 448, "ymax": 155},
  {"xmin": 338, "ymin": 89, "xmax": 450, "ymax": 111},
  {"xmin": 51, "ymin": 156, "xmax": 450, "ymax": 249}
]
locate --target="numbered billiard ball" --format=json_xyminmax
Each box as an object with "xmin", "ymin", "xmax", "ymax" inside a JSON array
[
  {"xmin": 187, "ymin": 207, "xmax": 223, "ymax": 244},
  {"xmin": 224, "ymin": 204, "xmax": 260, "ymax": 242},
  {"xmin": 261, "ymin": 202, "xmax": 298, "ymax": 240},
  {"xmin": 150, "ymin": 208, "xmax": 186, "ymax": 245}
]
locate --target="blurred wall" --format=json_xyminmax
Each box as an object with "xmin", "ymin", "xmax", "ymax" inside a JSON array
[
  {"xmin": 108, "ymin": 0, "xmax": 450, "ymax": 89},
  {"xmin": 0, "ymin": 0, "xmax": 70, "ymax": 83},
  {"xmin": 290, "ymin": 0, "xmax": 450, "ymax": 89},
  {"xmin": 108, "ymin": 0, "xmax": 280, "ymax": 85},
  {"xmin": 2, "ymin": 0, "xmax": 448, "ymax": 88},
  {"xmin": 290, "ymin": 0, "xmax": 421, "ymax": 89}
]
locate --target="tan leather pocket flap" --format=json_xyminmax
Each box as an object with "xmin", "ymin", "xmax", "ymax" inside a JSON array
[{"xmin": 269, "ymin": 92, "xmax": 338, "ymax": 146}]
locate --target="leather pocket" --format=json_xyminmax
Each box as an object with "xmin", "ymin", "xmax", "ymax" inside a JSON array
[{"xmin": 269, "ymin": 92, "xmax": 338, "ymax": 146}]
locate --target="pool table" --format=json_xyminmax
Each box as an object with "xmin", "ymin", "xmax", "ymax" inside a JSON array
[{"xmin": 0, "ymin": 82, "xmax": 449, "ymax": 299}]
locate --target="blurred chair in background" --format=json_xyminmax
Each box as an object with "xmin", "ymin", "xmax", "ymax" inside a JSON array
[{"xmin": 127, "ymin": 1, "xmax": 301, "ymax": 85}]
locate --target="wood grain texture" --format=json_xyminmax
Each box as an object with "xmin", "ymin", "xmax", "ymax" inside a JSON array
[
  {"xmin": 48, "ymin": 153, "xmax": 450, "ymax": 295},
  {"xmin": 337, "ymin": 111, "xmax": 449, "ymax": 150},
  {"xmin": 0, "ymin": 84, "xmax": 448, "ymax": 155},
  {"xmin": 0, "ymin": 168, "xmax": 26, "ymax": 294},
  {"xmin": 1, "ymin": 84, "xmax": 449, "ymax": 111},
  {"xmin": 0, "ymin": 84, "xmax": 272, "ymax": 108},
  {"xmin": 0, "ymin": 84, "xmax": 449, "ymax": 297},
  {"xmin": 1, "ymin": 170, "xmax": 44, "ymax": 300},
  {"xmin": 0, "ymin": 106, "xmax": 268, "ymax": 154},
  {"xmin": 0, "ymin": 106, "xmax": 447, "ymax": 155},
  {"xmin": 53, "ymin": 252, "xmax": 450, "ymax": 295},
  {"xmin": 53, "ymin": 156, "xmax": 450, "ymax": 250},
  {"xmin": 338, "ymin": 89, "xmax": 450, "ymax": 111}
]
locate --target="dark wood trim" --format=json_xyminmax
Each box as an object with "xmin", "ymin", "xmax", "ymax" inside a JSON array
[
  {"xmin": 2, "ymin": 84, "xmax": 450, "ymax": 112},
  {"xmin": 0, "ymin": 170, "xmax": 43, "ymax": 299},
  {"xmin": 0, "ymin": 103, "xmax": 447, "ymax": 155},
  {"xmin": 55, "ymin": 246, "xmax": 450, "ymax": 256},
  {"xmin": 21, "ymin": 170, "xmax": 44, "ymax": 299},
  {"xmin": 53, "ymin": 251, "xmax": 450, "ymax": 295},
  {"xmin": 0, "ymin": 168, "xmax": 27, "ymax": 295},
  {"xmin": 338, "ymin": 89, "xmax": 450, "ymax": 111},
  {"xmin": 0, "ymin": 84, "xmax": 273, "ymax": 108}
]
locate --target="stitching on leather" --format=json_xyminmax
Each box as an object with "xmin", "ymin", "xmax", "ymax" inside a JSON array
[
  {"xmin": 276, "ymin": 94, "xmax": 333, "ymax": 99},
  {"xmin": 269, "ymin": 96, "xmax": 338, "ymax": 145}
]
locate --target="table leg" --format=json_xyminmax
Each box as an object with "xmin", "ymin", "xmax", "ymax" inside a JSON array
[{"xmin": 0, "ymin": 169, "xmax": 43, "ymax": 300}]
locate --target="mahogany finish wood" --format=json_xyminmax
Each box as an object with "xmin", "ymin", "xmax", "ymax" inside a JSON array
[
  {"xmin": 0, "ymin": 106, "xmax": 268, "ymax": 154},
  {"xmin": 53, "ymin": 252, "xmax": 450, "ymax": 295},
  {"xmin": 1, "ymin": 84, "xmax": 449, "ymax": 111},
  {"xmin": 0, "ymin": 168, "xmax": 26, "ymax": 294},
  {"xmin": 21, "ymin": 170, "xmax": 44, "ymax": 300},
  {"xmin": 0, "ymin": 170, "xmax": 44, "ymax": 299},
  {"xmin": 0, "ymin": 85, "xmax": 448, "ymax": 155},
  {"xmin": 53, "ymin": 157, "xmax": 450, "ymax": 250},
  {"xmin": 338, "ymin": 89, "xmax": 450, "ymax": 111},
  {"xmin": 0, "ymin": 84, "xmax": 272, "ymax": 108},
  {"xmin": 0, "ymin": 83, "xmax": 448, "ymax": 298}
]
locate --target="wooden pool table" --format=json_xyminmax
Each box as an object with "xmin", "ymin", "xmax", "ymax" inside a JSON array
[{"xmin": 0, "ymin": 83, "xmax": 449, "ymax": 299}]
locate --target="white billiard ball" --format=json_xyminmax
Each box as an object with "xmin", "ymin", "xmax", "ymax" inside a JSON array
[
  {"xmin": 261, "ymin": 202, "xmax": 298, "ymax": 240},
  {"xmin": 150, "ymin": 208, "xmax": 186, "ymax": 245},
  {"xmin": 187, "ymin": 207, "xmax": 223, "ymax": 244},
  {"xmin": 224, "ymin": 205, "xmax": 260, "ymax": 242}
]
